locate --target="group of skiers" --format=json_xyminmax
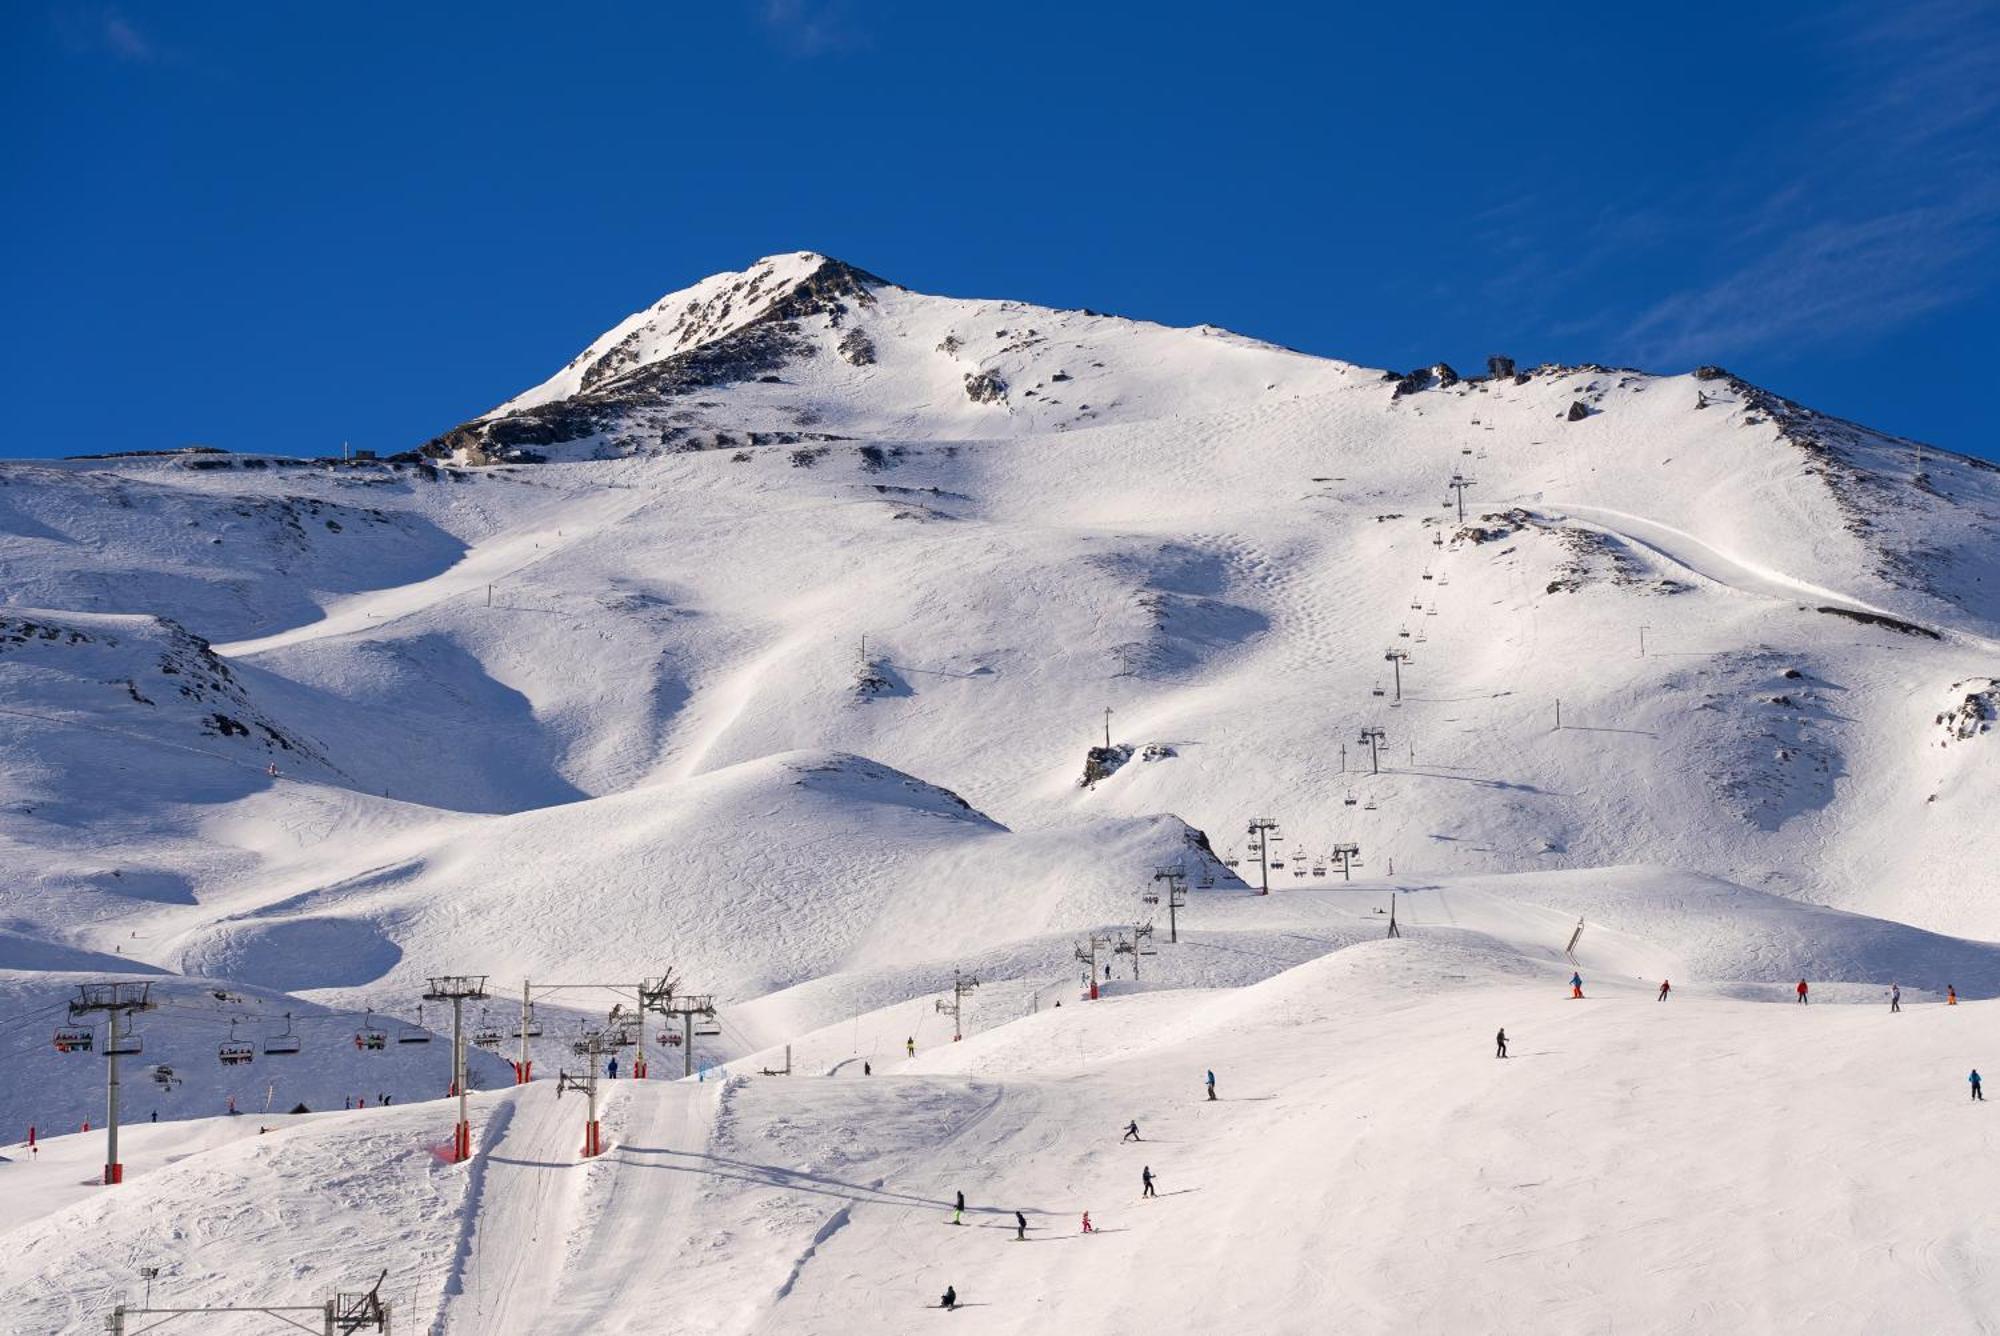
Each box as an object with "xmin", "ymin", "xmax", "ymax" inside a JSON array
[{"xmin": 934, "ymin": 1071, "xmax": 1212, "ymax": 1310}]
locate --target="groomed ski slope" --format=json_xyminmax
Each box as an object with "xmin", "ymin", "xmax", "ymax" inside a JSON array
[{"xmin": 8, "ymin": 936, "xmax": 2000, "ymax": 1335}]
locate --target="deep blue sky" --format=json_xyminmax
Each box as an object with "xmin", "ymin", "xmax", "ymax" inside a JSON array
[{"xmin": 5, "ymin": 2, "xmax": 1995, "ymax": 460}]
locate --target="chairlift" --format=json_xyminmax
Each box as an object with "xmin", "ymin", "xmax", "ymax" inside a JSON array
[
  {"xmin": 1312, "ymin": 860, "xmax": 1328, "ymax": 877},
  {"xmin": 473, "ymin": 1028, "xmax": 504, "ymax": 1048},
  {"xmin": 1292, "ymin": 863, "xmax": 1307, "ymax": 878},
  {"xmin": 1410, "ymin": 599, "xmax": 1423, "ymax": 611},
  {"xmin": 1426, "ymin": 603, "xmax": 1438, "ymax": 616},
  {"xmin": 263, "ymin": 1012, "xmax": 301, "ymax": 1056},
  {"xmin": 152, "ymin": 1064, "xmax": 179, "ymax": 1089},
  {"xmin": 53, "ymin": 1025, "xmax": 95, "ymax": 1054},
  {"xmin": 1343, "ymin": 790, "xmax": 1357, "ymax": 807},
  {"xmin": 511, "ymin": 1006, "xmax": 543, "ymax": 1040},
  {"xmin": 694, "ymin": 1023, "xmax": 721, "ymax": 1038},
  {"xmin": 107, "ymin": 1026, "xmax": 144, "ymax": 1057},
  {"xmin": 1222, "ymin": 848, "xmax": 1240, "ymax": 868},
  {"xmin": 1437, "ymin": 575, "xmax": 1451, "ymax": 587},
  {"xmin": 398, "ymin": 1005, "xmax": 432, "ymax": 1045},
  {"xmin": 660, "ymin": 1030, "xmax": 683, "ymax": 1047},
  {"xmin": 1363, "ymin": 799, "xmax": 1378, "ymax": 811},
  {"xmin": 1433, "ymin": 532, "xmax": 1445, "ymax": 548},
  {"xmin": 1414, "ymin": 631, "xmax": 1428, "ymax": 644},
  {"xmin": 355, "ymin": 1008, "xmax": 388, "ymax": 1052},
  {"xmin": 1198, "ymin": 870, "xmax": 1215, "ymax": 888},
  {"xmin": 219, "ymin": 1019, "xmax": 255, "ymax": 1067},
  {"xmin": 1398, "ymin": 626, "xmax": 1411, "ymax": 638},
  {"xmin": 1142, "ymin": 891, "xmax": 1160, "ymax": 905},
  {"xmin": 1270, "ymin": 857, "xmax": 1287, "ymax": 869},
  {"xmin": 1371, "ymin": 682, "xmax": 1386, "ymax": 697},
  {"xmin": 1421, "ymin": 568, "xmax": 1434, "ymax": 581},
  {"xmin": 1461, "ymin": 446, "xmax": 1473, "ymax": 455}
]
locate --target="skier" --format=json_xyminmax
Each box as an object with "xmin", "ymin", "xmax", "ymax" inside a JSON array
[
  {"xmin": 1495, "ymin": 1028, "xmax": 1508, "ymax": 1059},
  {"xmin": 1570, "ymin": 972, "xmax": 1584, "ymax": 1000},
  {"xmin": 1081, "ymin": 1211, "xmax": 1095, "ymax": 1234},
  {"xmin": 1205, "ymin": 1069, "xmax": 1216, "ymax": 1101},
  {"xmin": 266, "ymin": 762, "xmax": 278, "ymax": 778},
  {"xmin": 1015, "ymin": 1210, "xmax": 1028, "ymax": 1241},
  {"xmin": 149, "ymin": 1110, "xmax": 157, "ymax": 1123},
  {"xmin": 906, "ymin": 1036, "xmax": 917, "ymax": 1058},
  {"xmin": 1141, "ymin": 1166, "xmax": 1157, "ymax": 1198},
  {"xmin": 1949, "ymin": 984, "xmax": 1959, "ymax": 1006},
  {"xmin": 863, "ymin": 1061, "xmax": 872, "ymax": 1076},
  {"xmin": 1122, "ymin": 1120, "xmax": 1141, "ymax": 1142},
  {"xmin": 1973, "ymin": 1069, "xmax": 1985, "ymax": 1101},
  {"xmin": 607, "ymin": 1055, "xmax": 619, "ymax": 1079},
  {"xmin": 1658, "ymin": 980, "xmax": 1671, "ymax": 1001},
  {"xmin": 1796, "ymin": 979, "xmax": 1809, "ymax": 1005},
  {"xmin": 939, "ymin": 1285, "xmax": 957, "ymax": 1312},
  {"xmin": 953, "ymin": 1189, "xmax": 965, "ymax": 1226},
  {"xmin": 1891, "ymin": 983, "xmax": 1901, "ymax": 1013}
]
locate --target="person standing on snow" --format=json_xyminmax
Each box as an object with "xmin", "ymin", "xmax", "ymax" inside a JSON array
[
  {"xmin": 1570, "ymin": 972, "xmax": 1584, "ymax": 999},
  {"xmin": 1796, "ymin": 979, "xmax": 1809, "ymax": 1005},
  {"xmin": 606, "ymin": 1055, "xmax": 619, "ymax": 1079},
  {"xmin": 863, "ymin": 1061, "xmax": 872, "ymax": 1076},
  {"xmin": 1122, "ymin": 1120, "xmax": 1141, "ymax": 1141},
  {"xmin": 1495, "ymin": 1028, "xmax": 1508, "ymax": 1058},
  {"xmin": 1658, "ymin": 980, "xmax": 1671, "ymax": 1001},
  {"xmin": 1205, "ymin": 1069, "xmax": 1217, "ymax": 1101},
  {"xmin": 953, "ymin": 1189, "xmax": 965, "ymax": 1226},
  {"xmin": 906, "ymin": 1036, "xmax": 917, "ymax": 1058},
  {"xmin": 1972, "ymin": 1069, "xmax": 1985, "ymax": 1101},
  {"xmin": 1891, "ymin": 984, "xmax": 1901, "ymax": 1013},
  {"xmin": 939, "ymin": 1285, "xmax": 957, "ymax": 1311},
  {"xmin": 1949, "ymin": 985, "xmax": 1958, "ymax": 1006},
  {"xmin": 1015, "ymin": 1210, "xmax": 1028, "ymax": 1241},
  {"xmin": 1142, "ymin": 1165, "xmax": 1157, "ymax": 1198},
  {"xmin": 1081, "ymin": 1211, "xmax": 1095, "ymax": 1233}
]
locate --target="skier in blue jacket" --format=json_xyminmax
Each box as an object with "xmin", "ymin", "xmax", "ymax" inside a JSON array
[{"xmin": 1972, "ymin": 1070, "xmax": 1984, "ymax": 1101}]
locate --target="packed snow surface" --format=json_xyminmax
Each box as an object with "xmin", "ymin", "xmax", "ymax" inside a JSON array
[{"xmin": 3, "ymin": 253, "xmax": 1998, "ymax": 1333}]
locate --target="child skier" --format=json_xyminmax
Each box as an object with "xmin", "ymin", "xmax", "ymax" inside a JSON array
[{"xmin": 1081, "ymin": 1211, "xmax": 1095, "ymax": 1234}]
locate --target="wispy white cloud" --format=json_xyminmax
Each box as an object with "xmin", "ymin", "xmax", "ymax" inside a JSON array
[
  {"xmin": 756, "ymin": 0, "xmax": 869, "ymax": 58},
  {"xmin": 1602, "ymin": 0, "xmax": 1999, "ymax": 366},
  {"xmin": 53, "ymin": 4, "xmax": 164, "ymax": 64}
]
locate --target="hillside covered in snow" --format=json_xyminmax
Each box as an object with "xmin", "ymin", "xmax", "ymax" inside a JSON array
[{"xmin": 3, "ymin": 252, "xmax": 1998, "ymax": 1333}]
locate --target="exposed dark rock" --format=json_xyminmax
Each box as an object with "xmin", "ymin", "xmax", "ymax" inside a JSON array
[
  {"xmin": 1079, "ymin": 743, "xmax": 1134, "ymax": 788},
  {"xmin": 837, "ymin": 327, "xmax": 876, "ymax": 366},
  {"xmin": 1694, "ymin": 365, "xmax": 1731, "ymax": 381},
  {"xmin": 1815, "ymin": 606, "xmax": 1940, "ymax": 639},
  {"xmin": 964, "ymin": 371, "xmax": 1007, "ymax": 404},
  {"xmin": 1566, "ymin": 401, "xmax": 1591, "ymax": 422}
]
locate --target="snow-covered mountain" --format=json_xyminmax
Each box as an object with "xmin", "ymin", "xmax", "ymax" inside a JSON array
[{"xmin": 4, "ymin": 253, "xmax": 1999, "ymax": 1332}]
